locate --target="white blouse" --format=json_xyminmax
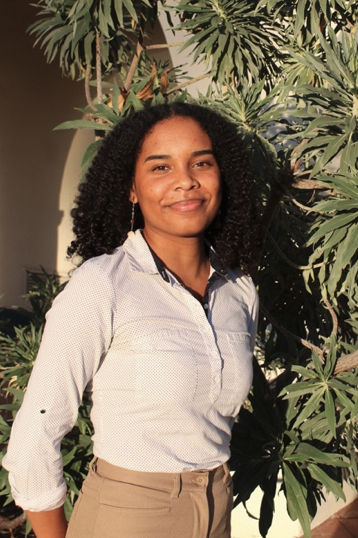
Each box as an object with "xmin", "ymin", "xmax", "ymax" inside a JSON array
[{"xmin": 3, "ymin": 230, "xmax": 258, "ymax": 512}]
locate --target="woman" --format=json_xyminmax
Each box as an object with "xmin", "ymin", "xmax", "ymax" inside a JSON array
[{"xmin": 3, "ymin": 102, "xmax": 259, "ymax": 538}]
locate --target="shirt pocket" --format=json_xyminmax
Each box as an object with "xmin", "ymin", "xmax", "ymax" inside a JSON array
[
  {"xmin": 223, "ymin": 332, "xmax": 253, "ymax": 409},
  {"xmin": 132, "ymin": 328, "xmax": 198, "ymax": 404}
]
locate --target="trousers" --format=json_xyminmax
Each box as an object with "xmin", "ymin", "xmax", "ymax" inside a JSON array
[{"xmin": 65, "ymin": 457, "xmax": 233, "ymax": 538}]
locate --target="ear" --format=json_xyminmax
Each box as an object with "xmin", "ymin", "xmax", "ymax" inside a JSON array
[{"xmin": 129, "ymin": 184, "xmax": 138, "ymax": 204}]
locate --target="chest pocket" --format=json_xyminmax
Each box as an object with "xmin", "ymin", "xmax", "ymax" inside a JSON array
[
  {"xmin": 131, "ymin": 328, "xmax": 198, "ymax": 404},
  {"xmin": 217, "ymin": 331, "xmax": 253, "ymax": 412}
]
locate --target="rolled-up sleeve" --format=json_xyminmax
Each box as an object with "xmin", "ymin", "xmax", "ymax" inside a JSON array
[{"xmin": 2, "ymin": 261, "xmax": 116, "ymax": 512}]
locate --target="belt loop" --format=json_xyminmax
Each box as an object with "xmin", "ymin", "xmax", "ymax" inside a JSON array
[
  {"xmin": 171, "ymin": 473, "xmax": 181, "ymax": 498},
  {"xmin": 223, "ymin": 462, "xmax": 231, "ymax": 486},
  {"xmin": 89, "ymin": 456, "xmax": 98, "ymax": 473}
]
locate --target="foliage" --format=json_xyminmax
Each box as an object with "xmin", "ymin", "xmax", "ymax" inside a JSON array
[
  {"xmin": 28, "ymin": 0, "xmax": 158, "ymax": 79},
  {"xmin": 5, "ymin": 0, "xmax": 358, "ymax": 536},
  {"xmin": 257, "ymin": 0, "xmax": 358, "ymax": 44},
  {"xmin": 172, "ymin": 0, "xmax": 284, "ymax": 87},
  {"xmin": 231, "ymin": 341, "xmax": 358, "ymax": 538},
  {"xmin": 306, "ymin": 171, "xmax": 358, "ymax": 308}
]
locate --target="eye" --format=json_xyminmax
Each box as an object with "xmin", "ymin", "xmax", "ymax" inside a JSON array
[
  {"xmin": 193, "ymin": 160, "xmax": 212, "ymax": 168},
  {"xmin": 152, "ymin": 164, "xmax": 169, "ymax": 172}
]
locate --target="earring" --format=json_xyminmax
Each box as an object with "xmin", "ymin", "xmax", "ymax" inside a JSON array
[{"xmin": 127, "ymin": 202, "xmax": 135, "ymax": 238}]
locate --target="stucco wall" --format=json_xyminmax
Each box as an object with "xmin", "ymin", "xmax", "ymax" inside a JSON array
[
  {"xmin": 0, "ymin": 1, "xmax": 91, "ymax": 307},
  {"xmin": 0, "ymin": 4, "xmax": 179, "ymax": 308}
]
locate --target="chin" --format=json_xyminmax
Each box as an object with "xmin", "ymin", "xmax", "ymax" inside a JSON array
[{"xmin": 172, "ymin": 227, "xmax": 208, "ymax": 238}]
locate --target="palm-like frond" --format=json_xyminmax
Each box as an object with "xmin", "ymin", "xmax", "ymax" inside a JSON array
[
  {"xmin": 306, "ymin": 171, "xmax": 358, "ymax": 306},
  {"xmin": 171, "ymin": 0, "xmax": 285, "ymax": 88},
  {"xmin": 258, "ymin": 0, "xmax": 358, "ymax": 44},
  {"xmin": 281, "ymin": 29, "xmax": 358, "ymax": 176},
  {"xmin": 202, "ymin": 83, "xmax": 283, "ymax": 186},
  {"xmin": 28, "ymin": 0, "xmax": 153, "ymax": 78}
]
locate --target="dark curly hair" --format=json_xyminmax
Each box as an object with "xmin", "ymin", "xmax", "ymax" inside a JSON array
[{"xmin": 68, "ymin": 102, "xmax": 259, "ymax": 274}]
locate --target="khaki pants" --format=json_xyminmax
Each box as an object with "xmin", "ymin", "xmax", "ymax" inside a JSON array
[{"xmin": 66, "ymin": 458, "xmax": 233, "ymax": 538}]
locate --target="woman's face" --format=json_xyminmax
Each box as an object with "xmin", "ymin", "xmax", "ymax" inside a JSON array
[{"xmin": 130, "ymin": 116, "xmax": 221, "ymax": 242}]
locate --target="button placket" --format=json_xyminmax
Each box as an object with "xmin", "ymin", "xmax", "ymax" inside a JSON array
[{"xmin": 181, "ymin": 290, "xmax": 223, "ymax": 403}]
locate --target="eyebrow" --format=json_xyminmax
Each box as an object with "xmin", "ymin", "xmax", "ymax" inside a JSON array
[{"xmin": 144, "ymin": 149, "xmax": 215, "ymax": 163}]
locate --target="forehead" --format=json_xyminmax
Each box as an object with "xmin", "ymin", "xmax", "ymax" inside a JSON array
[{"xmin": 140, "ymin": 116, "xmax": 212, "ymax": 154}]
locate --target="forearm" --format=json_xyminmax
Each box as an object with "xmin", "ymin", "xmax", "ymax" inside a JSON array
[{"xmin": 25, "ymin": 506, "xmax": 68, "ymax": 538}]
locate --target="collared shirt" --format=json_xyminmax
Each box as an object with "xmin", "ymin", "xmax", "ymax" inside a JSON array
[
  {"xmin": 3, "ymin": 230, "xmax": 258, "ymax": 512},
  {"xmin": 147, "ymin": 235, "xmax": 226, "ymax": 316}
]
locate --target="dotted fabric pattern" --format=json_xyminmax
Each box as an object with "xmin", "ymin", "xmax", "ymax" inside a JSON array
[{"xmin": 3, "ymin": 230, "xmax": 258, "ymax": 512}]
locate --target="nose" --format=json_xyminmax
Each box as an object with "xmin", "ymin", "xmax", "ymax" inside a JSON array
[{"xmin": 173, "ymin": 167, "xmax": 200, "ymax": 190}]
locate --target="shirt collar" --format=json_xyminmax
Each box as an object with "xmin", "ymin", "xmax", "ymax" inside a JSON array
[
  {"xmin": 122, "ymin": 229, "xmax": 230, "ymax": 281},
  {"xmin": 123, "ymin": 230, "xmax": 159, "ymax": 275}
]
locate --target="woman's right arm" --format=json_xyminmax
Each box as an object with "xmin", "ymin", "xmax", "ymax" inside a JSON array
[
  {"xmin": 25, "ymin": 507, "xmax": 68, "ymax": 538},
  {"xmin": 2, "ymin": 261, "xmax": 117, "ymax": 521}
]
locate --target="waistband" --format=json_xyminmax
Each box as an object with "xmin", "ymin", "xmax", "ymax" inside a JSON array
[{"xmin": 92, "ymin": 457, "xmax": 231, "ymax": 495}]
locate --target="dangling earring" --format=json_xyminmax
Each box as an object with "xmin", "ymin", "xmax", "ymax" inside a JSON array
[{"xmin": 127, "ymin": 202, "xmax": 135, "ymax": 238}]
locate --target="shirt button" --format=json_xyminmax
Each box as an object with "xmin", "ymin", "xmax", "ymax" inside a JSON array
[{"xmin": 203, "ymin": 303, "xmax": 209, "ymax": 309}]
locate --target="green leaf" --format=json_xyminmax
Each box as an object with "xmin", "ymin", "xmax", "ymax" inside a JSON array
[
  {"xmin": 111, "ymin": 78, "xmax": 120, "ymax": 116},
  {"xmin": 53, "ymin": 120, "xmax": 112, "ymax": 131},
  {"xmin": 324, "ymin": 389, "xmax": 336, "ymax": 438},
  {"xmin": 295, "ymin": 443, "xmax": 349, "ymax": 466},
  {"xmin": 291, "ymin": 366, "xmax": 318, "ymax": 379},
  {"xmin": 308, "ymin": 212, "xmax": 358, "ymax": 245},
  {"xmin": 81, "ymin": 139, "xmax": 103, "ymax": 171},
  {"xmin": 113, "ymin": 0, "xmax": 124, "ymax": 27},
  {"xmin": 292, "ymin": 388, "xmax": 325, "ymax": 428},
  {"xmin": 3, "ymin": 387, "xmax": 25, "ymax": 403},
  {"xmin": 123, "ymin": 0, "xmax": 139, "ymax": 22},
  {"xmin": 283, "ymin": 463, "xmax": 311, "ymax": 537},
  {"xmin": 310, "ymin": 135, "xmax": 348, "ymax": 177},
  {"xmin": 307, "ymin": 464, "xmax": 345, "ymax": 500},
  {"xmin": 282, "ymin": 381, "xmax": 321, "ymax": 398}
]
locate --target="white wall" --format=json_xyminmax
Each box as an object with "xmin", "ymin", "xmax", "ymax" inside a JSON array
[
  {"xmin": 0, "ymin": 4, "xmax": 173, "ymax": 306},
  {"xmin": 0, "ymin": 1, "xmax": 86, "ymax": 306}
]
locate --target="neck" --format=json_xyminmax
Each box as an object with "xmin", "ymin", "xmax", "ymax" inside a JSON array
[{"xmin": 142, "ymin": 228, "xmax": 210, "ymax": 299}]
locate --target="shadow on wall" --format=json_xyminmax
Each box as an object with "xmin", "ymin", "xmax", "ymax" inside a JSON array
[{"xmin": 0, "ymin": 0, "xmax": 87, "ymax": 308}]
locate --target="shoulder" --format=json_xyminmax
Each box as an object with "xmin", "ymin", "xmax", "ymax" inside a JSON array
[
  {"xmin": 226, "ymin": 268, "xmax": 258, "ymax": 309},
  {"xmin": 50, "ymin": 247, "xmax": 128, "ymax": 315},
  {"xmin": 228, "ymin": 267, "xmax": 256, "ymax": 293},
  {"xmin": 71, "ymin": 246, "xmax": 127, "ymax": 288}
]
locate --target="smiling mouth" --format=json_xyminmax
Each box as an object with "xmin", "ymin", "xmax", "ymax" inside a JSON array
[{"xmin": 169, "ymin": 199, "xmax": 204, "ymax": 211}]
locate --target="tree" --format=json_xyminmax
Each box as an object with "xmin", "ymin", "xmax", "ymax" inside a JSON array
[{"xmin": 1, "ymin": 1, "xmax": 358, "ymax": 537}]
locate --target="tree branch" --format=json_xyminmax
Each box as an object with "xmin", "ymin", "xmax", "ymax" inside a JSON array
[
  {"xmin": 0, "ymin": 512, "xmax": 26, "ymax": 530},
  {"xmin": 145, "ymin": 41, "xmax": 185, "ymax": 50},
  {"xmin": 95, "ymin": 32, "xmax": 103, "ymax": 104},
  {"xmin": 293, "ymin": 178, "xmax": 338, "ymax": 193},
  {"xmin": 267, "ymin": 232, "xmax": 324, "ymax": 270},
  {"xmin": 288, "ymin": 194, "xmax": 313, "ymax": 212},
  {"xmin": 164, "ymin": 72, "xmax": 210, "ymax": 95},
  {"xmin": 124, "ymin": 41, "xmax": 144, "ymax": 91},
  {"xmin": 85, "ymin": 64, "xmax": 97, "ymax": 112},
  {"xmin": 260, "ymin": 303, "xmax": 325, "ymax": 361},
  {"xmin": 334, "ymin": 350, "xmax": 358, "ymax": 374},
  {"xmin": 323, "ymin": 298, "xmax": 338, "ymax": 335},
  {"xmin": 124, "ymin": 14, "xmax": 146, "ymax": 92}
]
